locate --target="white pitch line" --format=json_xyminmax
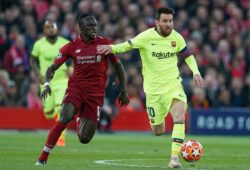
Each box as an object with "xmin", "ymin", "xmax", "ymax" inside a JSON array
[
  {"xmin": 94, "ymin": 159, "xmax": 167, "ymax": 169},
  {"xmin": 94, "ymin": 158, "xmax": 212, "ymax": 170}
]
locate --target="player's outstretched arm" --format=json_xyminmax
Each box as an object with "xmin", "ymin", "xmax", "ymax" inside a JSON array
[
  {"xmin": 40, "ymin": 63, "xmax": 61, "ymax": 100},
  {"xmin": 97, "ymin": 41, "xmax": 133, "ymax": 55},
  {"xmin": 97, "ymin": 45, "xmax": 112, "ymax": 55},
  {"xmin": 178, "ymin": 46, "xmax": 206, "ymax": 88},
  {"xmin": 112, "ymin": 61, "xmax": 129, "ymax": 106},
  {"xmin": 184, "ymin": 55, "xmax": 206, "ymax": 88}
]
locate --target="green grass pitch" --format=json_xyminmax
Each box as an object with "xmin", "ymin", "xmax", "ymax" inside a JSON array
[{"xmin": 0, "ymin": 131, "xmax": 249, "ymax": 170}]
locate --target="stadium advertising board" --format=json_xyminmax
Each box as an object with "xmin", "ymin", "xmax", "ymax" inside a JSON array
[{"xmin": 189, "ymin": 108, "xmax": 250, "ymax": 135}]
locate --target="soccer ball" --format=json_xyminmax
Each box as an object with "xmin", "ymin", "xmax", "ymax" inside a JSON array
[{"xmin": 180, "ymin": 139, "xmax": 203, "ymax": 162}]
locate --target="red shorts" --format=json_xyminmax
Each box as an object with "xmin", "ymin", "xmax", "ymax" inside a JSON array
[{"xmin": 62, "ymin": 87, "xmax": 104, "ymax": 124}]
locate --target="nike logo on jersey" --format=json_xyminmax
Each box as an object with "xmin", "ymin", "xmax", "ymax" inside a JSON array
[{"xmin": 151, "ymin": 43, "xmax": 157, "ymax": 45}]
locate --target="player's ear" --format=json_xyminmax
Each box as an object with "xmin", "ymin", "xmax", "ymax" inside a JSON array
[
  {"xmin": 155, "ymin": 19, "xmax": 159, "ymax": 26},
  {"xmin": 53, "ymin": 23, "xmax": 58, "ymax": 32}
]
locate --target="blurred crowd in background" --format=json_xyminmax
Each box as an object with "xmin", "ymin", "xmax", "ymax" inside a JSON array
[{"xmin": 0, "ymin": 0, "xmax": 250, "ymax": 112}]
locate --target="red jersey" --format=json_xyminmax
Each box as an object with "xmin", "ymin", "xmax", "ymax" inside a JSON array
[{"xmin": 54, "ymin": 35, "xmax": 119, "ymax": 96}]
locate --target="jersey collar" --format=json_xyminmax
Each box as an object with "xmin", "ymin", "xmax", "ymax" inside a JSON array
[{"xmin": 154, "ymin": 27, "xmax": 172, "ymax": 38}]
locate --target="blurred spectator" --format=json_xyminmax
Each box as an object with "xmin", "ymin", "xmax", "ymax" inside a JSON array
[
  {"xmin": 0, "ymin": 0, "xmax": 249, "ymax": 109},
  {"xmin": 216, "ymin": 39, "xmax": 231, "ymax": 71},
  {"xmin": 3, "ymin": 3, "xmax": 24, "ymax": 35},
  {"xmin": 180, "ymin": 63, "xmax": 193, "ymax": 101},
  {"xmin": 2, "ymin": 34, "xmax": 29, "ymax": 100},
  {"xmin": 204, "ymin": 67, "xmax": 220, "ymax": 106},
  {"xmin": 4, "ymin": 80, "xmax": 21, "ymax": 107},
  {"xmin": 23, "ymin": 16, "xmax": 37, "ymax": 53},
  {"xmin": 0, "ymin": 76, "xmax": 21, "ymax": 107},
  {"xmin": 60, "ymin": 12, "xmax": 77, "ymax": 40},
  {"xmin": 32, "ymin": 0, "xmax": 48, "ymax": 22},
  {"xmin": 0, "ymin": 69, "xmax": 10, "ymax": 106},
  {"xmin": 0, "ymin": 20, "xmax": 9, "ymax": 66},
  {"xmin": 124, "ymin": 85, "xmax": 145, "ymax": 111},
  {"xmin": 91, "ymin": 0, "xmax": 104, "ymax": 19},
  {"xmin": 230, "ymin": 77, "xmax": 245, "ymax": 107},
  {"xmin": 244, "ymin": 72, "xmax": 250, "ymax": 107},
  {"xmin": 3, "ymin": 34, "xmax": 29, "ymax": 74},
  {"xmin": 216, "ymin": 88, "xmax": 231, "ymax": 107},
  {"xmin": 26, "ymin": 81, "xmax": 42, "ymax": 109},
  {"xmin": 191, "ymin": 87, "xmax": 210, "ymax": 109},
  {"xmin": 230, "ymin": 48, "xmax": 246, "ymax": 79},
  {"xmin": 19, "ymin": 70, "xmax": 40, "ymax": 107}
]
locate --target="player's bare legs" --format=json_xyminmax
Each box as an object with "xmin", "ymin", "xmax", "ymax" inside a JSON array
[
  {"xmin": 151, "ymin": 123, "xmax": 165, "ymax": 136},
  {"xmin": 168, "ymin": 99, "xmax": 186, "ymax": 168},
  {"xmin": 77, "ymin": 118, "xmax": 97, "ymax": 144},
  {"xmin": 36, "ymin": 103, "xmax": 76, "ymax": 165}
]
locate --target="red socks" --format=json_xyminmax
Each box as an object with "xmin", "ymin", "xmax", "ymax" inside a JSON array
[
  {"xmin": 38, "ymin": 121, "xmax": 66, "ymax": 161},
  {"xmin": 38, "ymin": 150, "xmax": 49, "ymax": 162},
  {"xmin": 45, "ymin": 121, "xmax": 66, "ymax": 148}
]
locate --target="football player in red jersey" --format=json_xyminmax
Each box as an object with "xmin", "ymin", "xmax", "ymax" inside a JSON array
[{"xmin": 35, "ymin": 13, "xmax": 129, "ymax": 165}]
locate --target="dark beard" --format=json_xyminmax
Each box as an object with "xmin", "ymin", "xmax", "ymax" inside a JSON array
[
  {"xmin": 47, "ymin": 34, "xmax": 57, "ymax": 41},
  {"xmin": 80, "ymin": 33, "xmax": 95, "ymax": 42}
]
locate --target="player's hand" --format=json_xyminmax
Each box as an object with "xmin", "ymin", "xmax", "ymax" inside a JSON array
[
  {"xmin": 97, "ymin": 45, "xmax": 112, "ymax": 55},
  {"xmin": 193, "ymin": 74, "xmax": 206, "ymax": 88},
  {"xmin": 118, "ymin": 89, "xmax": 129, "ymax": 106},
  {"xmin": 40, "ymin": 85, "xmax": 52, "ymax": 100}
]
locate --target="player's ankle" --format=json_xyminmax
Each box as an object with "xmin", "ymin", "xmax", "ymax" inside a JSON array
[{"xmin": 39, "ymin": 150, "xmax": 50, "ymax": 161}]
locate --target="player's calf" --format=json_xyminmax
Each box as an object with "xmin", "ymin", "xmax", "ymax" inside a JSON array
[{"xmin": 78, "ymin": 118, "xmax": 97, "ymax": 144}]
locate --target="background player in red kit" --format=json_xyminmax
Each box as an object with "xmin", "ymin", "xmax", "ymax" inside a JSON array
[{"xmin": 35, "ymin": 13, "xmax": 129, "ymax": 165}]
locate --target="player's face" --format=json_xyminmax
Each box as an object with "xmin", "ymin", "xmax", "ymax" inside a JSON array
[
  {"xmin": 43, "ymin": 21, "xmax": 58, "ymax": 39},
  {"xmin": 79, "ymin": 16, "xmax": 97, "ymax": 41},
  {"xmin": 155, "ymin": 13, "xmax": 173, "ymax": 36}
]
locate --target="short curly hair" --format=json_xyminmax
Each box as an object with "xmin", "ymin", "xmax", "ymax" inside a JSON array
[{"xmin": 155, "ymin": 7, "xmax": 175, "ymax": 20}]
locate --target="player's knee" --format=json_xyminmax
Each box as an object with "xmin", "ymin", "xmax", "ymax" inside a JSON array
[
  {"xmin": 79, "ymin": 133, "xmax": 95, "ymax": 144},
  {"xmin": 79, "ymin": 136, "xmax": 91, "ymax": 144},
  {"xmin": 173, "ymin": 113, "xmax": 185, "ymax": 123},
  {"xmin": 59, "ymin": 113, "xmax": 74, "ymax": 124},
  {"xmin": 59, "ymin": 104, "xmax": 76, "ymax": 124},
  {"xmin": 78, "ymin": 119, "xmax": 97, "ymax": 144},
  {"xmin": 170, "ymin": 101, "xmax": 186, "ymax": 123},
  {"xmin": 172, "ymin": 110, "xmax": 186, "ymax": 123}
]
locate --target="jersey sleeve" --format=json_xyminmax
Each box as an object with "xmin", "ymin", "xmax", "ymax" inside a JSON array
[
  {"xmin": 31, "ymin": 41, "xmax": 40, "ymax": 57},
  {"xmin": 53, "ymin": 42, "xmax": 72, "ymax": 65},
  {"xmin": 130, "ymin": 31, "xmax": 147, "ymax": 49},
  {"xmin": 176, "ymin": 33, "xmax": 187, "ymax": 52},
  {"xmin": 111, "ymin": 31, "xmax": 146, "ymax": 53}
]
